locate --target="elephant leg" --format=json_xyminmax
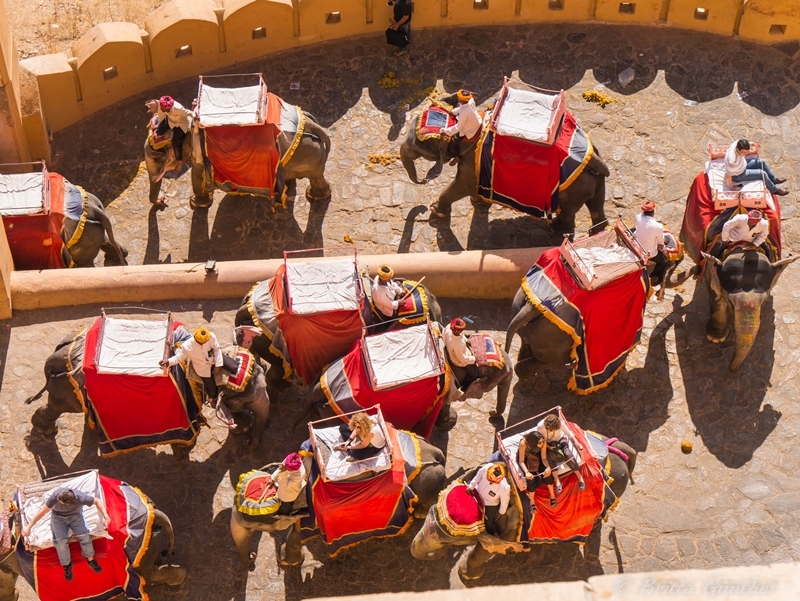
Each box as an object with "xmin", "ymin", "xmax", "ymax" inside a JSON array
[
  {"xmin": 705, "ymin": 282, "xmax": 729, "ymax": 343},
  {"xmin": 148, "ymin": 178, "xmax": 164, "ymax": 205},
  {"xmin": 460, "ymin": 544, "xmax": 491, "ymax": 580},
  {"xmin": 431, "ymin": 166, "xmax": 471, "ymax": 219},
  {"xmin": 491, "ymin": 370, "xmax": 512, "ymax": 417},
  {"xmin": 230, "ymin": 511, "xmax": 256, "ymax": 570},
  {"xmin": 514, "ymin": 357, "xmax": 544, "ymax": 379},
  {"xmin": 190, "ymin": 164, "xmax": 212, "ymax": 209},
  {"xmin": 245, "ymin": 383, "xmax": 270, "ymax": 450},
  {"xmin": 434, "ymin": 404, "xmax": 458, "ymax": 431},
  {"xmin": 305, "ymin": 171, "xmax": 332, "ymax": 202},
  {"xmin": 410, "ymin": 509, "xmax": 448, "ymax": 561},
  {"xmin": 550, "ymin": 207, "xmax": 578, "ymax": 237},
  {"xmin": 279, "ymin": 522, "xmax": 303, "ymax": 567},
  {"xmin": 585, "ymin": 174, "xmax": 607, "ymax": 234},
  {"xmin": 32, "ymin": 401, "xmax": 62, "ymax": 435},
  {"xmin": 0, "ymin": 560, "xmax": 19, "ymax": 601},
  {"xmin": 146, "ymin": 564, "xmax": 186, "ymax": 586}
]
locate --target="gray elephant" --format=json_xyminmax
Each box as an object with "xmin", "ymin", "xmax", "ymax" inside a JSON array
[
  {"xmin": 230, "ymin": 439, "xmax": 447, "ymax": 570},
  {"xmin": 410, "ymin": 435, "xmax": 636, "ymax": 580},
  {"xmin": 399, "ymin": 95, "xmax": 610, "ymax": 236},
  {"xmin": 0, "ymin": 500, "xmax": 184, "ymax": 601},
  {"xmin": 234, "ymin": 276, "xmax": 443, "ymax": 391},
  {"xmin": 702, "ymin": 249, "xmax": 797, "ymax": 371},
  {"xmin": 25, "ymin": 327, "xmax": 270, "ymax": 450},
  {"xmin": 143, "ymin": 102, "xmax": 331, "ymax": 208}
]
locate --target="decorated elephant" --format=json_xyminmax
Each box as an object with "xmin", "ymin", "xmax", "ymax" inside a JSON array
[
  {"xmin": 0, "ymin": 497, "xmax": 184, "ymax": 601},
  {"xmin": 234, "ymin": 276, "xmax": 443, "ymax": 391},
  {"xmin": 143, "ymin": 101, "xmax": 331, "ymax": 208},
  {"xmin": 62, "ymin": 186, "xmax": 127, "ymax": 267},
  {"xmin": 410, "ymin": 434, "xmax": 636, "ymax": 580},
  {"xmin": 399, "ymin": 93, "xmax": 610, "ymax": 236},
  {"xmin": 25, "ymin": 326, "xmax": 270, "ymax": 450},
  {"xmin": 702, "ymin": 249, "xmax": 796, "ymax": 371},
  {"xmin": 230, "ymin": 437, "xmax": 447, "ymax": 570}
]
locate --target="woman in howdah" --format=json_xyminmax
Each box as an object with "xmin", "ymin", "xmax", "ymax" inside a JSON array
[{"xmin": 335, "ymin": 412, "xmax": 386, "ymax": 461}]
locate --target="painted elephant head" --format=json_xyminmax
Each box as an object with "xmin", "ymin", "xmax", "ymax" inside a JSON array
[{"xmin": 702, "ymin": 250, "xmax": 797, "ymax": 372}]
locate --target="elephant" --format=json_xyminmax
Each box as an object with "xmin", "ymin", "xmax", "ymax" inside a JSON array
[
  {"xmin": 410, "ymin": 435, "xmax": 637, "ymax": 580},
  {"xmin": 62, "ymin": 186, "xmax": 127, "ymax": 267},
  {"xmin": 234, "ymin": 277, "xmax": 443, "ymax": 391},
  {"xmin": 0, "ymin": 501, "xmax": 184, "ymax": 601},
  {"xmin": 702, "ymin": 249, "xmax": 797, "ymax": 371},
  {"xmin": 399, "ymin": 95, "xmax": 610, "ymax": 236},
  {"xmin": 230, "ymin": 439, "xmax": 447, "ymax": 570},
  {"xmin": 143, "ymin": 102, "xmax": 332, "ymax": 208},
  {"xmin": 25, "ymin": 327, "xmax": 270, "ymax": 450}
]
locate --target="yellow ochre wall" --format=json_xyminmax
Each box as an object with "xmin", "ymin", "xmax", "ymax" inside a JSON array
[{"xmin": 11, "ymin": 0, "xmax": 800, "ymax": 161}]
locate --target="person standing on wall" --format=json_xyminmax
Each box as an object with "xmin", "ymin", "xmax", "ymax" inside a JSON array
[{"xmin": 387, "ymin": 0, "xmax": 412, "ymax": 56}]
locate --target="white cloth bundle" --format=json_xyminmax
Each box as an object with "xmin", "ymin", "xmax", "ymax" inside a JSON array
[{"xmin": 570, "ymin": 243, "xmax": 639, "ymax": 280}]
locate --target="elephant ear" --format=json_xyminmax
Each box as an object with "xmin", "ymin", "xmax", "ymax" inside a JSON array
[
  {"xmin": 701, "ymin": 253, "xmax": 724, "ymax": 297},
  {"xmin": 770, "ymin": 255, "xmax": 799, "ymax": 290}
]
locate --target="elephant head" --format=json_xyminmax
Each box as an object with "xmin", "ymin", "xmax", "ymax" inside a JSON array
[{"xmin": 702, "ymin": 250, "xmax": 797, "ymax": 372}]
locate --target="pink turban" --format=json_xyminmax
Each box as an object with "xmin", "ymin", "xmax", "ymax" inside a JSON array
[{"xmin": 283, "ymin": 453, "xmax": 302, "ymax": 471}]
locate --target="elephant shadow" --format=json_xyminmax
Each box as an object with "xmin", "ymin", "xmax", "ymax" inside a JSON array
[
  {"xmin": 672, "ymin": 289, "xmax": 780, "ymax": 469},
  {"xmin": 188, "ymin": 190, "xmax": 331, "ymax": 262}
]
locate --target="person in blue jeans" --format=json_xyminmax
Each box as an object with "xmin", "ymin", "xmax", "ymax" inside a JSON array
[
  {"xmin": 22, "ymin": 488, "xmax": 111, "ymax": 581},
  {"xmin": 724, "ymin": 138, "xmax": 788, "ymax": 196}
]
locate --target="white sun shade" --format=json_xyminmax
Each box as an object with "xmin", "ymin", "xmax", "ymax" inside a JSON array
[
  {"xmin": 197, "ymin": 83, "xmax": 264, "ymax": 127},
  {"xmin": 286, "ymin": 259, "xmax": 361, "ymax": 315},
  {"xmin": 96, "ymin": 317, "xmax": 170, "ymax": 377},
  {"xmin": 0, "ymin": 172, "xmax": 46, "ymax": 216},
  {"xmin": 363, "ymin": 323, "xmax": 443, "ymax": 390},
  {"xmin": 494, "ymin": 85, "xmax": 564, "ymax": 144}
]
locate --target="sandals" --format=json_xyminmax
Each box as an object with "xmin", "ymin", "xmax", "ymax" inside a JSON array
[
  {"xmin": 579, "ymin": 481, "xmax": 586, "ymax": 491},
  {"xmin": 549, "ymin": 497, "xmax": 557, "ymax": 508},
  {"xmin": 555, "ymin": 482, "xmax": 562, "ymax": 495}
]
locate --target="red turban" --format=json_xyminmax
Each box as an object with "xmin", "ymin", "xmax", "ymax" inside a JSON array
[
  {"xmin": 747, "ymin": 209, "xmax": 764, "ymax": 223},
  {"xmin": 283, "ymin": 453, "xmax": 302, "ymax": 471},
  {"xmin": 159, "ymin": 95, "xmax": 175, "ymax": 111},
  {"xmin": 450, "ymin": 318, "xmax": 466, "ymax": 333},
  {"xmin": 641, "ymin": 201, "xmax": 656, "ymax": 212}
]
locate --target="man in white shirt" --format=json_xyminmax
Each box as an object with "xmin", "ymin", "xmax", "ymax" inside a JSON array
[
  {"xmin": 721, "ymin": 210, "xmax": 770, "ymax": 249},
  {"xmin": 635, "ymin": 200, "xmax": 668, "ymax": 282},
  {"xmin": 271, "ymin": 453, "xmax": 307, "ymax": 515},
  {"xmin": 724, "ymin": 139, "xmax": 787, "ymax": 196},
  {"xmin": 443, "ymin": 90, "xmax": 482, "ymax": 166},
  {"xmin": 160, "ymin": 327, "xmax": 223, "ymax": 401},
  {"xmin": 468, "ymin": 463, "xmax": 510, "ymax": 535},
  {"xmin": 155, "ymin": 95, "xmax": 195, "ymax": 165},
  {"xmin": 372, "ymin": 264, "xmax": 404, "ymax": 319},
  {"xmin": 443, "ymin": 318, "xmax": 476, "ymax": 368}
]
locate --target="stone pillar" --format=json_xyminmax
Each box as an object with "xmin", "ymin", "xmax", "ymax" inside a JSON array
[{"xmin": 0, "ymin": 0, "xmax": 31, "ymax": 164}]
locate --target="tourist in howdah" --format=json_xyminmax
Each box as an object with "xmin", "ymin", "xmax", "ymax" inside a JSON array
[
  {"xmin": 468, "ymin": 462, "xmax": 510, "ymax": 535},
  {"xmin": 335, "ymin": 412, "xmax": 387, "ymax": 461},
  {"xmin": 443, "ymin": 318, "xmax": 478, "ymax": 379},
  {"xmin": 518, "ymin": 430, "xmax": 556, "ymax": 509},
  {"xmin": 724, "ymin": 138, "xmax": 788, "ymax": 196},
  {"xmin": 372, "ymin": 264, "xmax": 404, "ymax": 318},
  {"xmin": 721, "ymin": 209, "xmax": 769, "ymax": 248},
  {"xmin": 160, "ymin": 327, "xmax": 223, "ymax": 402},
  {"xmin": 443, "ymin": 90, "xmax": 482, "ymax": 165},
  {"xmin": 536, "ymin": 414, "xmax": 586, "ymax": 494},
  {"xmin": 21, "ymin": 488, "xmax": 111, "ymax": 581},
  {"xmin": 271, "ymin": 453, "xmax": 307, "ymax": 515},
  {"xmin": 386, "ymin": 0, "xmax": 412, "ymax": 56},
  {"xmin": 635, "ymin": 200, "xmax": 668, "ymax": 280}
]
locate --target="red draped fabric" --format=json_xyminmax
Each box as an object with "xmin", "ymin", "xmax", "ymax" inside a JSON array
[
  {"xmin": 311, "ymin": 426, "xmax": 406, "ymax": 543},
  {"xmin": 329, "ymin": 339, "xmax": 443, "ymax": 439},
  {"xmin": 528, "ymin": 424, "xmax": 607, "ymax": 542},
  {"xmin": 82, "ymin": 318, "xmax": 192, "ymax": 451},
  {"xmin": 3, "ymin": 173, "xmax": 67, "ymax": 270},
  {"xmin": 29, "ymin": 477, "xmax": 144, "ymax": 601},
  {"xmin": 202, "ymin": 93, "xmax": 284, "ymax": 196},
  {"xmin": 445, "ymin": 483, "xmax": 484, "ymax": 524},
  {"xmin": 270, "ymin": 264, "xmax": 365, "ymax": 386},
  {"xmin": 680, "ymin": 172, "xmax": 782, "ymax": 263}
]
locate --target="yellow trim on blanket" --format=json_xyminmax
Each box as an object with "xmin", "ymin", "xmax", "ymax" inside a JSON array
[
  {"xmin": 559, "ymin": 132, "xmax": 593, "ymax": 192},
  {"xmin": 281, "ymin": 106, "xmax": 306, "ymax": 166},
  {"xmin": 245, "ymin": 283, "xmax": 275, "ymax": 342},
  {"xmin": 521, "ymin": 276, "xmax": 581, "ymax": 365},
  {"xmin": 403, "ymin": 430, "xmax": 423, "ymax": 486},
  {"xmin": 128, "ymin": 486, "xmax": 155, "ymax": 569},
  {"xmin": 65, "ymin": 186, "xmax": 89, "ymax": 250},
  {"xmin": 398, "ymin": 280, "xmax": 429, "ymax": 325},
  {"xmin": 235, "ymin": 470, "xmax": 281, "ymax": 516},
  {"xmin": 415, "ymin": 98, "xmax": 454, "ymax": 142},
  {"xmin": 434, "ymin": 480, "xmax": 486, "ymax": 537},
  {"xmin": 227, "ymin": 348, "xmax": 255, "ymax": 393}
]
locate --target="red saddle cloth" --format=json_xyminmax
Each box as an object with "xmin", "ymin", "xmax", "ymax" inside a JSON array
[
  {"xmin": 202, "ymin": 92, "xmax": 283, "ymax": 198},
  {"xmin": 469, "ymin": 333, "xmax": 504, "ymax": 368},
  {"xmin": 417, "ymin": 103, "xmax": 456, "ymax": 140},
  {"xmin": 3, "ymin": 173, "xmax": 68, "ymax": 270}
]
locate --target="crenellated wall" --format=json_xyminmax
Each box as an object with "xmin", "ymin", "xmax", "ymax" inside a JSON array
[{"xmin": 11, "ymin": 0, "xmax": 800, "ymax": 161}]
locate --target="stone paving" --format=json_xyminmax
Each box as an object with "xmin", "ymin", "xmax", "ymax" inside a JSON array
[{"xmin": 2, "ymin": 21, "xmax": 800, "ymax": 601}]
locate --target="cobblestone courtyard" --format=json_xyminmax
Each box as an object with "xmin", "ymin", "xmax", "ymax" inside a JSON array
[{"xmin": 2, "ymin": 21, "xmax": 800, "ymax": 601}]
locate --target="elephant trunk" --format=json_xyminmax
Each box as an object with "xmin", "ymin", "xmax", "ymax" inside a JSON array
[
  {"xmin": 152, "ymin": 508, "xmax": 175, "ymax": 555},
  {"xmin": 729, "ymin": 292, "xmax": 767, "ymax": 372},
  {"xmin": 505, "ymin": 300, "xmax": 538, "ymax": 353},
  {"xmin": 400, "ymin": 143, "xmax": 421, "ymax": 184},
  {"xmin": 410, "ymin": 507, "xmax": 448, "ymax": 561}
]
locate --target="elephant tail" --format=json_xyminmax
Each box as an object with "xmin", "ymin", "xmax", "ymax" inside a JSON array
[
  {"xmin": 25, "ymin": 381, "xmax": 49, "ymax": 405},
  {"xmin": 152, "ymin": 508, "xmax": 175, "ymax": 555},
  {"xmin": 95, "ymin": 206, "xmax": 127, "ymax": 266},
  {"xmin": 587, "ymin": 145, "xmax": 610, "ymax": 178},
  {"xmin": 303, "ymin": 115, "xmax": 331, "ymax": 157}
]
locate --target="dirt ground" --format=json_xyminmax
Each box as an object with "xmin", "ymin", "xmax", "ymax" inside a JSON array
[{"xmin": 5, "ymin": 0, "xmax": 189, "ymax": 59}]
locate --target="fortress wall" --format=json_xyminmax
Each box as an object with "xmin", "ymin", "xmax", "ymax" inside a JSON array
[{"xmin": 11, "ymin": 0, "xmax": 800, "ymax": 161}]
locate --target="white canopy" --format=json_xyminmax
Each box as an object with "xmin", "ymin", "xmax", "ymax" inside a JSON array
[
  {"xmin": 0, "ymin": 172, "xmax": 46, "ymax": 216},
  {"xmin": 363, "ymin": 323, "xmax": 443, "ymax": 390},
  {"xmin": 96, "ymin": 316, "xmax": 170, "ymax": 377},
  {"xmin": 494, "ymin": 84, "xmax": 565, "ymax": 144},
  {"xmin": 197, "ymin": 83, "xmax": 265, "ymax": 127},
  {"xmin": 286, "ymin": 259, "xmax": 361, "ymax": 315}
]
